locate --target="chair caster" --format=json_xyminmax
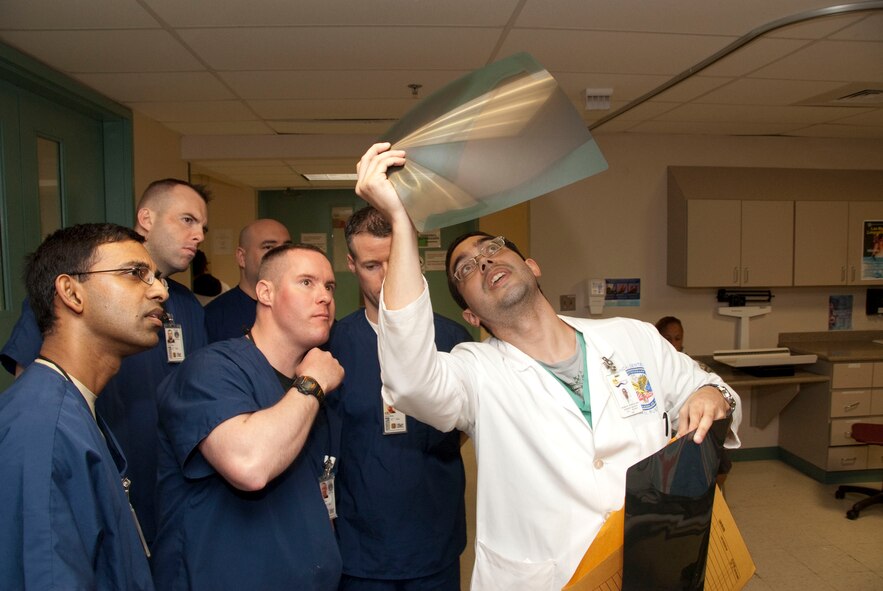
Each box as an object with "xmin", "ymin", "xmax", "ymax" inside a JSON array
[
  {"xmin": 846, "ymin": 509, "xmax": 859, "ymax": 520},
  {"xmin": 835, "ymin": 490, "xmax": 845, "ymax": 499}
]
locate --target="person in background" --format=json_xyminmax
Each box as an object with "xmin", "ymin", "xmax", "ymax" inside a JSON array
[
  {"xmin": 204, "ymin": 218, "xmax": 292, "ymax": 342},
  {"xmin": 326, "ymin": 206, "xmax": 470, "ymax": 590},
  {"xmin": 655, "ymin": 316, "xmax": 684, "ymax": 352},
  {"xmin": 354, "ymin": 143, "xmax": 741, "ymax": 589},
  {"xmin": 655, "ymin": 314, "xmax": 732, "ymax": 488},
  {"xmin": 152, "ymin": 243, "xmax": 343, "ymax": 590},
  {"xmin": 0, "ymin": 178, "xmax": 210, "ymax": 546},
  {"xmin": 0, "ymin": 223, "xmax": 167, "ymax": 590},
  {"xmin": 191, "ymin": 249, "xmax": 229, "ymax": 306}
]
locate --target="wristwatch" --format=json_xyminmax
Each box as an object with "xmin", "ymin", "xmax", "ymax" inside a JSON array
[
  {"xmin": 293, "ymin": 375, "xmax": 325, "ymax": 406},
  {"xmin": 701, "ymin": 383, "xmax": 736, "ymax": 416}
]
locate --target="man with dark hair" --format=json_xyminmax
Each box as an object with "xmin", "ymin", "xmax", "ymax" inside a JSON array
[
  {"xmin": 0, "ymin": 223, "xmax": 168, "ymax": 590},
  {"xmin": 152, "ymin": 243, "xmax": 344, "ymax": 590},
  {"xmin": 355, "ymin": 143, "xmax": 742, "ymax": 589},
  {"xmin": 326, "ymin": 206, "xmax": 470, "ymax": 590},
  {"xmin": 655, "ymin": 316, "xmax": 684, "ymax": 353},
  {"xmin": 0, "ymin": 178, "xmax": 210, "ymax": 545},
  {"xmin": 204, "ymin": 218, "xmax": 292, "ymax": 342}
]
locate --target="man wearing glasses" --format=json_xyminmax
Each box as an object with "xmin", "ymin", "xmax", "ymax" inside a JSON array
[
  {"xmin": 0, "ymin": 223, "xmax": 168, "ymax": 590},
  {"xmin": 0, "ymin": 178, "xmax": 210, "ymax": 546},
  {"xmin": 355, "ymin": 143, "xmax": 742, "ymax": 590}
]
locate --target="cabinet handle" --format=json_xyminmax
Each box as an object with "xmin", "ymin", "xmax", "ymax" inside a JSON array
[
  {"xmin": 733, "ymin": 267, "xmax": 739, "ymax": 284},
  {"xmin": 841, "ymin": 266, "xmax": 846, "ymax": 283},
  {"xmin": 840, "ymin": 456, "xmax": 857, "ymax": 466},
  {"xmin": 843, "ymin": 401, "xmax": 860, "ymax": 412},
  {"xmin": 743, "ymin": 267, "xmax": 749, "ymax": 284}
]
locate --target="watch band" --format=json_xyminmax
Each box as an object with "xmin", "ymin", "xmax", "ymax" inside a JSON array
[
  {"xmin": 294, "ymin": 375, "xmax": 325, "ymax": 406},
  {"xmin": 701, "ymin": 383, "xmax": 736, "ymax": 416}
]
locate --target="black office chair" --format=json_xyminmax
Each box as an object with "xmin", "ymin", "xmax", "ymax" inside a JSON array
[{"xmin": 834, "ymin": 423, "xmax": 883, "ymax": 520}]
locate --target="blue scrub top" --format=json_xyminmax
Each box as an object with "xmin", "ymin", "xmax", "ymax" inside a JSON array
[
  {"xmin": 0, "ymin": 279, "xmax": 207, "ymax": 544},
  {"xmin": 0, "ymin": 364, "xmax": 154, "ymax": 590},
  {"xmin": 152, "ymin": 337, "xmax": 341, "ymax": 591},
  {"xmin": 325, "ymin": 310, "xmax": 471, "ymax": 579},
  {"xmin": 204, "ymin": 285, "xmax": 256, "ymax": 343}
]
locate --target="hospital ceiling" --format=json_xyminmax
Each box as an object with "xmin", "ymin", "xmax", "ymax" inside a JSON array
[{"xmin": 1, "ymin": 0, "xmax": 881, "ymax": 189}]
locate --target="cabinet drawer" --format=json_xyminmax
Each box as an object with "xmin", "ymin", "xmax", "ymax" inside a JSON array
[
  {"xmin": 830, "ymin": 418, "xmax": 865, "ymax": 446},
  {"xmin": 872, "ymin": 389, "xmax": 883, "ymax": 415},
  {"xmin": 869, "ymin": 445, "xmax": 883, "ymax": 470},
  {"xmin": 827, "ymin": 446, "xmax": 868, "ymax": 471},
  {"xmin": 830, "ymin": 390, "xmax": 871, "ymax": 417},
  {"xmin": 832, "ymin": 363, "xmax": 873, "ymax": 388}
]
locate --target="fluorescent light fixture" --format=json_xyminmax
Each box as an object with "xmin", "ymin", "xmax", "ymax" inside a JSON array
[{"xmin": 302, "ymin": 173, "xmax": 358, "ymax": 181}]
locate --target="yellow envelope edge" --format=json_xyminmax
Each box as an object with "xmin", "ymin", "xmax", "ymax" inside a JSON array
[{"xmin": 563, "ymin": 486, "xmax": 756, "ymax": 591}]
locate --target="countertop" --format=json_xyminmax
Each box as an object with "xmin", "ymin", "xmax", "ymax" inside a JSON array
[
  {"xmin": 693, "ymin": 356, "xmax": 829, "ymax": 389},
  {"xmin": 779, "ymin": 330, "xmax": 883, "ymax": 363}
]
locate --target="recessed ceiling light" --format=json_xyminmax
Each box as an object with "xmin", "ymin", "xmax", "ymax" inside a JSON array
[{"xmin": 302, "ymin": 173, "xmax": 358, "ymax": 181}]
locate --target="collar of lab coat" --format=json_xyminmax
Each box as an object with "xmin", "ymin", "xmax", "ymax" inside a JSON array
[{"xmin": 485, "ymin": 315, "xmax": 617, "ymax": 427}]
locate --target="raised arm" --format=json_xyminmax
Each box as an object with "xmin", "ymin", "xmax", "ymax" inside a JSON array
[{"xmin": 355, "ymin": 143, "xmax": 424, "ymax": 309}]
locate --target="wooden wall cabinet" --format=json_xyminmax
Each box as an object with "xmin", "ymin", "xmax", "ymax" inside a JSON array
[
  {"xmin": 795, "ymin": 201, "xmax": 883, "ymax": 286},
  {"xmin": 668, "ymin": 167, "xmax": 883, "ymax": 288}
]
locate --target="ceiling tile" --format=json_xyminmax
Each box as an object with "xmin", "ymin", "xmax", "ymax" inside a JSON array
[
  {"xmin": 159, "ymin": 121, "xmax": 274, "ymax": 135},
  {"xmin": 697, "ymin": 78, "xmax": 848, "ymax": 105},
  {"xmin": 752, "ymin": 40, "xmax": 883, "ymax": 81},
  {"xmin": 146, "ymin": 0, "xmax": 520, "ymax": 27},
  {"xmin": 218, "ymin": 70, "xmax": 469, "ymax": 100},
  {"xmin": 0, "ymin": 30, "xmax": 201, "ymax": 72},
  {"xmin": 130, "ymin": 100, "xmax": 257, "ymax": 122},
  {"xmin": 178, "ymin": 27, "xmax": 500, "ymax": 71},
  {"xmin": 0, "ymin": 0, "xmax": 158, "ymax": 29},
  {"xmin": 498, "ymin": 29, "xmax": 736, "ymax": 75},
  {"xmin": 75, "ymin": 72, "xmax": 235, "ymax": 102},
  {"xmin": 700, "ymin": 38, "xmax": 812, "ymax": 77}
]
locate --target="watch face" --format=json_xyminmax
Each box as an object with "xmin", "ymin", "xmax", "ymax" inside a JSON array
[{"xmin": 299, "ymin": 376, "xmax": 319, "ymax": 393}]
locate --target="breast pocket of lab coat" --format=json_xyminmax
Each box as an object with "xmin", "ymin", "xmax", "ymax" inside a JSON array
[{"xmin": 472, "ymin": 539, "xmax": 557, "ymax": 591}]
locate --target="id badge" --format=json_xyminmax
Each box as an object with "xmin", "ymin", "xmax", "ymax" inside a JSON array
[
  {"xmin": 607, "ymin": 369, "xmax": 642, "ymax": 418},
  {"xmin": 164, "ymin": 323, "xmax": 185, "ymax": 363},
  {"xmin": 319, "ymin": 475, "xmax": 337, "ymax": 520},
  {"xmin": 383, "ymin": 402, "xmax": 407, "ymax": 434}
]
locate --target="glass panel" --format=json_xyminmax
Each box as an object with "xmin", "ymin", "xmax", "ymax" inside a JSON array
[{"xmin": 37, "ymin": 136, "xmax": 62, "ymax": 238}]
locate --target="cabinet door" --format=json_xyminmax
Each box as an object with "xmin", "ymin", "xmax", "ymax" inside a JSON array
[
  {"xmin": 741, "ymin": 200, "xmax": 793, "ymax": 286},
  {"xmin": 794, "ymin": 201, "xmax": 848, "ymax": 285},
  {"xmin": 686, "ymin": 200, "xmax": 741, "ymax": 287},
  {"xmin": 847, "ymin": 201, "xmax": 883, "ymax": 285}
]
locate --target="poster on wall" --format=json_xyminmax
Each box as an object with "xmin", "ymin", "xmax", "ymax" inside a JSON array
[
  {"xmin": 605, "ymin": 278, "xmax": 640, "ymax": 307},
  {"xmin": 828, "ymin": 295, "xmax": 853, "ymax": 331},
  {"xmin": 861, "ymin": 220, "xmax": 883, "ymax": 280},
  {"xmin": 300, "ymin": 232, "xmax": 328, "ymax": 253}
]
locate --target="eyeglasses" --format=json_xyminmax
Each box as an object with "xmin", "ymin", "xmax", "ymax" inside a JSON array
[
  {"xmin": 453, "ymin": 236, "xmax": 507, "ymax": 282},
  {"xmin": 69, "ymin": 266, "xmax": 168, "ymax": 288}
]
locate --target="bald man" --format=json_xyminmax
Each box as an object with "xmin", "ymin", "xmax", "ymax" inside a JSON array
[{"xmin": 204, "ymin": 218, "xmax": 292, "ymax": 343}]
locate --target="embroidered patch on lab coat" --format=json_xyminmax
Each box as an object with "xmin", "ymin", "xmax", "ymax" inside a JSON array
[{"xmin": 625, "ymin": 364, "xmax": 657, "ymax": 412}]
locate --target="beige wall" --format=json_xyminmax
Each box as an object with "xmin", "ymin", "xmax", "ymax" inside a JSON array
[
  {"xmin": 132, "ymin": 112, "xmax": 257, "ymax": 287},
  {"xmin": 190, "ymin": 172, "xmax": 257, "ymax": 289},
  {"xmin": 531, "ymin": 132, "xmax": 883, "ymax": 448}
]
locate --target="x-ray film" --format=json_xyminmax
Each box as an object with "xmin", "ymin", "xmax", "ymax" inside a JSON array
[
  {"xmin": 621, "ymin": 418, "xmax": 730, "ymax": 591},
  {"xmin": 381, "ymin": 52, "xmax": 608, "ymax": 231}
]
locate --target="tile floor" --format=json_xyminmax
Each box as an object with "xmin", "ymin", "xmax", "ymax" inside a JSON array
[{"xmin": 726, "ymin": 460, "xmax": 883, "ymax": 591}]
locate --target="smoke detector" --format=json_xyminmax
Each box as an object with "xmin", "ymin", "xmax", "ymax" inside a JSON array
[{"xmin": 585, "ymin": 88, "xmax": 613, "ymax": 110}]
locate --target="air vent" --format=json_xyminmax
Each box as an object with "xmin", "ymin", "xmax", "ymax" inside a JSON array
[
  {"xmin": 797, "ymin": 83, "xmax": 883, "ymax": 107},
  {"xmin": 834, "ymin": 89, "xmax": 883, "ymax": 105}
]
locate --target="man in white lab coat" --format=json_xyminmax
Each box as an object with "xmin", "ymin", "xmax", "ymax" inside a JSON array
[{"xmin": 355, "ymin": 143, "xmax": 742, "ymax": 590}]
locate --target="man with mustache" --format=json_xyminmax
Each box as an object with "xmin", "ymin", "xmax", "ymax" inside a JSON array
[
  {"xmin": 355, "ymin": 143, "xmax": 742, "ymax": 590},
  {"xmin": 0, "ymin": 178, "xmax": 210, "ymax": 545},
  {"xmin": 0, "ymin": 223, "xmax": 168, "ymax": 590}
]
